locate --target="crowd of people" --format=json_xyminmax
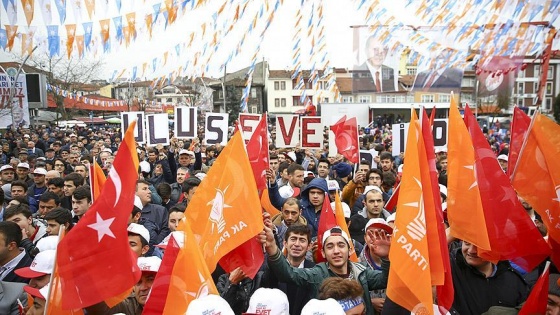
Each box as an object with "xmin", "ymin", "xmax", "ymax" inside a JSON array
[{"xmin": 0, "ymin": 118, "xmax": 557, "ymax": 315}]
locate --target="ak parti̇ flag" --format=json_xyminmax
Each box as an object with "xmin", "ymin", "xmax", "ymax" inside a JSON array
[
  {"xmin": 447, "ymin": 101, "xmax": 492, "ymax": 253},
  {"xmin": 316, "ymin": 192, "xmax": 338, "ymax": 263},
  {"xmin": 186, "ymin": 131, "xmax": 264, "ymax": 277},
  {"xmin": 57, "ymin": 121, "xmax": 141, "ymax": 309},
  {"xmin": 512, "ymin": 113, "xmax": 560, "ymax": 265},
  {"xmin": 387, "ymin": 110, "xmax": 433, "ymax": 314},
  {"xmin": 45, "ymin": 227, "xmax": 84, "ymax": 315},
  {"xmin": 464, "ymin": 106, "xmax": 550, "ymax": 271},
  {"xmin": 519, "ymin": 261, "xmax": 550, "ymax": 315},
  {"xmin": 89, "ymin": 160, "xmax": 106, "ymax": 203},
  {"xmin": 161, "ymin": 222, "xmax": 218, "ymax": 314},
  {"xmin": 508, "ymin": 107, "xmax": 532, "ymax": 178},
  {"xmin": 334, "ymin": 191, "xmax": 358, "ymax": 262},
  {"xmin": 420, "ymin": 107, "xmax": 454, "ymax": 311},
  {"xmin": 260, "ymin": 189, "xmax": 281, "ymax": 216},
  {"xmin": 247, "ymin": 113, "xmax": 269, "ymax": 191},
  {"xmin": 330, "ymin": 115, "xmax": 359, "ymax": 163}
]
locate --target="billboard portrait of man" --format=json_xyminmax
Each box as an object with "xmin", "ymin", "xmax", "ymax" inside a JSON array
[
  {"xmin": 6, "ymin": 100, "xmax": 29, "ymax": 129},
  {"xmin": 413, "ymin": 49, "xmax": 463, "ymax": 92},
  {"xmin": 353, "ymin": 32, "xmax": 399, "ymax": 93}
]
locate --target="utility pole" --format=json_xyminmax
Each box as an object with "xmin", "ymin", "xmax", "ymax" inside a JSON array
[{"xmin": 222, "ymin": 64, "xmax": 227, "ymax": 113}]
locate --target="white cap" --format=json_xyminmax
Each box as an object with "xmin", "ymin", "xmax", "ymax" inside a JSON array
[
  {"xmin": 301, "ymin": 298, "xmax": 346, "ymax": 315},
  {"xmin": 365, "ymin": 218, "xmax": 393, "ymax": 234},
  {"xmin": 179, "ymin": 149, "xmax": 195, "ymax": 156},
  {"xmin": 331, "ymin": 201, "xmax": 351, "ymax": 219},
  {"xmin": 15, "ymin": 250, "xmax": 55, "ymax": 278},
  {"xmin": 304, "ymin": 171, "xmax": 315, "ymax": 178},
  {"xmin": 186, "ymin": 294, "xmax": 235, "ymax": 315},
  {"xmin": 194, "ymin": 173, "xmax": 206, "ymax": 181},
  {"xmin": 24, "ymin": 284, "xmax": 51, "ymax": 300},
  {"xmin": 435, "ymin": 147, "xmax": 448, "ymax": 153},
  {"xmin": 33, "ymin": 168, "xmax": 47, "ymax": 176},
  {"xmin": 139, "ymin": 161, "xmax": 151, "ymax": 173},
  {"xmin": 137, "ymin": 256, "xmax": 161, "ymax": 273},
  {"xmin": 286, "ymin": 151, "xmax": 297, "ymax": 162},
  {"xmin": 101, "ymin": 148, "xmax": 113, "ymax": 153},
  {"xmin": 363, "ymin": 185, "xmax": 383, "ymax": 196},
  {"xmin": 247, "ymin": 288, "xmax": 289, "ymax": 315},
  {"xmin": 134, "ymin": 195, "xmax": 144, "ymax": 210},
  {"xmin": 327, "ymin": 180, "xmax": 340, "ymax": 191},
  {"xmin": 322, "ymin": 227, "xmax": 350, "ymax": 248},
  {"xmin": 439, "ymin": 184, "xmax": 447, "ymax": 198},
  {"xmin": 386, "ymin": 212, "xmax": 396, "ymax": 223},
  {"xmin": 127, "ymin": 223, "xmax": 150, "ymax": 243},
  {"xmin": 279, "ymin": 185, "xmax": 295, "ymax": 198},
  {"xmin": 497, "ymin": 154, "xmax": 508, "ymax": 161},
  {"xmin": 0, "ymin": 165, "xmax": 14, "ymax": 172},
  {"xmin": 69, "ymin": 133, "xmax": 77, "ymax": 137},
  {"xmin": 157, "ymin": 231, "xmax": 185, "ymax": 249},
  {"xmin": 36, "ymin": 236, "xmax": 58, "ymax": 252},
  {"xmin": 17, "ymin": 162, "xmax": 30, "ymax": 169}
]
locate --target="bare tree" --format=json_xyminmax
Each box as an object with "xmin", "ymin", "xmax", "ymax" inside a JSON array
[{"xmin": 24, "ymin": 53, "xmax": 104, "ymax": 120}]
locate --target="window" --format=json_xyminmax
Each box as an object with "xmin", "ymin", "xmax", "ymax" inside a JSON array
[
  {"xmin": 281, "ymin": 98, "xmax": 286, "ymax": 107},
  {"xmin": 274, "ymin": 81, "xmax": 279, "ymax": 90},
  {"xmin": 292, "ymin": 96, "xmax": 300, "ymax": 106},
  {"xmin": 280, "ymin": 81, "xmax": 286, "ymax": 90},
  {"xmin": 358, "ymin": 95, "xmax": 371, "ymax": 103},
  {"xmin": 407, "ymin": 68, "xmax": 417, "ymax": 75},
  {"xmin": 274, "ymin": 98, "xmax": 280, "ymax": 107},
  {"xmin": 251, "ymin": 88, "xmax": 257, "ymax": 98},
  {"xmin": 533, "ymin": 82, "xmax": 539, "ymax": 93},
  {"xmin": 534, "ymin": 65, "xmax": 541, "ymax": 76},
  {"xmin": 517, "ymin": 82, "xmax": 525, "ymax": 94},
  {"xmin": 250, "ymin": 105, "xmax": 258, "ymax": 113},
  {"xmin": 547, "ymin": 66, "xmax": 554, "ymax": 80},
  {"xmin": 544, "ymin": 98, "xmax": 552, "ymax": 111},
  {"xmin": 421, "ymin": 94, "xmax": 434, "ymax": 102},
  {"xmin": 461, "ymin": 78, "xmax": 475, "ymax": 87},
  {"xmin": 323, "ymin": 97, "xmax": 329, "ymax": 103},
  {"xmin": 517, "ymin": 98, "xmax": 524, "ymax": 106},
  {"xmin": 342, "ymin": 96, "xmax": 353, "ymax": 103},
  {"xmin": 546, "ymin": 82, "xmax": 553, "ymax": 95},
  {"xmin": 218, "ymin": 91, "xmax": 224, "ymax": 99},
  {"xmin": 438, "ymin": 94, "xmax": 451, "ymax": 103}
]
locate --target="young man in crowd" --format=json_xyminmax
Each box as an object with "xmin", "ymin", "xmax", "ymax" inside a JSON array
[
  {"xmin": 4, "ymin": 204, "xmax": 47, "ymax": 257},
  {"xmin": 270, "ymin": 197, "xmax": 307, "ymax": 247},
  {"xmin": 44, "ymin": 208, "xmax": 73, "ymax": 236},
  {"xmin": 71, "ymin": 186, "xmax": 92, "ymax": 223},
  {"xmin": 0, "ymin": 221, "xmax": 33, "ymax": 283}
]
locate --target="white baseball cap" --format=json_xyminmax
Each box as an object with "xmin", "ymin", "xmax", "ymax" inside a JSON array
[
  {"xmin": 127, "ymin": 223, "xmax": 150, "ymax": 243},
  {"xmin": 36, "ymin": 236, "xmax": 58, "ymax": 252},
  {"xmin": 363, "ymin": 185, "xmax": 383, "ymax": 196},
  {"xmin": 139, "ymin": 161, "xmax": 151, "ymax": 173},
  {"xmin": 179, "ymin": 149, "xmax": 195, "ymax": 156},
  {"xmin": 134, "ymin": 195, "xmax": 144, "ymax": 210},
  {"xmin": 386, "ymin": 212, "xmax": 396, "ymax": 224},
  {"xmin": 186, "ymin": 294, "xmax": 235, "ymax": 315},
  {"xmin": 17, "ymin": 162, "xmax": 30, "ymax": 169},
  {"xmin": 497, "ymin": 154, "xmax": 508, "ymax": 162},
  {"xmin": 365, "ymin": 218, "xmax": 393, "ymax": 234},
  {"xmin": 137, "ymin": 256, "xmax": 161, "ymax": 273},
  {"xmin": 286, "ymin": 151, "xmax": 297, "ymax": 162},
  {"xmin": 24, "ymin": 284, "xmax": 50, "ymax": 300},
  {"xmin": 157, "ymin": 231, "xmax": 185, "ymax": 249},
  {"xmin": 322, "ymin": 227, "xmax": 350, "ymax": 248},
  {"xmin": 15, "ymin": 250, "xmax": 55, "ymax": 278},
  {"xmin": 247, "ymin": 288, "xmax": 289, "ymax": 315},
  {"xmin": 33, "ymin": 168, "xmax": 47, "ymax": 176},
  {"xmin": 0, "ymin": 165, "xmax": 14, "ymax": 172},
  {"xmin": 330, "ymin": 201, "xmax": 351, "ymax": 219},
  {"xmin": 301, "ymin": 298, "xmax": 346, "ymax": 315}
]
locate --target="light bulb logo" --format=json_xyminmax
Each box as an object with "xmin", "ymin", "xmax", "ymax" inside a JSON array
[{"xmin": 208, "ymin": 186, "xmax": 231, "ymax": 234}]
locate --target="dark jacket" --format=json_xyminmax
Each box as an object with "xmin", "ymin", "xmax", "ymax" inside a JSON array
[
  {"xmin": 264, "ymin": 259, "xmax": 315, "ymax": 315},
  {"xmin": 349, "ymin": 207, "xmax": 392, "ymax": 245},
  {"xmin": 299, "ymin": 178, "xmax": 329, "ymax": 238},
  {"xmin": 2, "ymin": 251, "xmax": 33, "ymax": 283},
  {"xmin": 450, "ymin": 248, "xmax": 528, "ymax": 315},
  {"xmin": 217, "ymin": 270, "xmax": 265, "ymax": 315},
  {"xmin": 139, "ymin": 203, "xmax": 171, "ymax": 252},
  {"xmin": 267, "ymin": 249, "xmax": 389, "ymax": 315}
]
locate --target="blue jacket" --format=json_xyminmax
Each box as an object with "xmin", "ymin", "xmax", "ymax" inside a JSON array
[{"xmin": 300, "ymin": 178, "xmax": 329, "ymax": 238}]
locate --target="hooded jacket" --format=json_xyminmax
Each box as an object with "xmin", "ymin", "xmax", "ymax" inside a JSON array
[{"xmin": 299, "ymin": 178, "xmax": 329, "ymax": 238}]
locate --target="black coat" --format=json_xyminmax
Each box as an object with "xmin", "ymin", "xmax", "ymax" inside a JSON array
[
  {"xmin": 217, "ymin": 270, "xmax": 265, "ymax": 315},
  {"xmin": 2, "ymin": 251, "xmax": 33, "ymax": 284}
]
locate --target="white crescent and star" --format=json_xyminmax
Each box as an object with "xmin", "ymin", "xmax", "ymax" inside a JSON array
[{"xmin": 87, "ymin": 213, "xmax": 116, "ymax": 242}]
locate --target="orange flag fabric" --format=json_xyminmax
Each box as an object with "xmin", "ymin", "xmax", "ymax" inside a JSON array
[
  {"xmin": 260, "ymin": 189, "xmax": 281, "ymax": 216},
  {"xmin": 316, "ymin": 192, "xmax": 338, "ymax": 263},
  {"xmin": 387, "ymin": 110, "xmax": 434, "ymax": 314},
  {"xmin": 447, "ymin": 101, "xmax": 492, "ymax": 252},
  {"xmin": 90, "ymin": 160, "xmax": 106, "ymax": 203},
  {"xmin": 512, "ymin": 113, "xmax": 560, "ymax": 264},
  {"xmin": 56, "ymin": 121, "xmax": 141, "ymax": 309},
  {"xmin": 334, "ymin": 191, "xmax": 358, "ymax": 262},
  {"xmin": 186, "ymin": 131, "xmax": 264, "ymax": 274},
  {"xmin": 161, "ymin": 221, "xmax": 218, "ymax": 314}
]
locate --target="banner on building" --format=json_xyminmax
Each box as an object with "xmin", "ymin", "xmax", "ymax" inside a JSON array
[
  {"xmin": 476, "ymin": 56, "xmax": 522, "ymax": 97},
  {"xmin": 0, "ymin": 73, "xmax": 31, "ymax": 129}
]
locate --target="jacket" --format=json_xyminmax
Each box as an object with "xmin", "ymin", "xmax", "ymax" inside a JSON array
[
  {"xmin": 341, "ymin": 180, "xmax": 365, "ymax": 212},
  {"xmin": 0, "ymin": 281, "xmax": 27, "ymax": 315},
  {"xmin": 139, "ymin": 203, "xmax": 171, "ymax": 249},
  {"xmin": 20, "ymin": 219, "xmax": 48, "ymax": 257},
  {"xmin": 299, "ymin": 178, "xmax": 329, "ymax": 238},
  {"xmin": 349, "ymin": 207, "xmax": 391, "ymax": 245},
  {"xmin": 267, "ymin": 249, "xmax": 389, "ymax": 315},
  {"xmin": 271, "ymin": 213, "xmax": 308, "ymax": 246},
  {"xmin": 451, "ymin": 248, "xmax": 528, "ymax": 315},
  {"xmin": 2, "ymin": 251, "xmax": 33, "ymax": 283},
  {"xmin": 217, "ymin": 270, "xmax": 265, "ymax": 315}
]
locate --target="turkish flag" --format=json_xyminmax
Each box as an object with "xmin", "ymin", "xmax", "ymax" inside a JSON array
[
  {"xmin": 247, "ymin": 113, "xmax": 269, "ymax": 191},
  {"xmin": 57, "ymin": 121, "xmax": 141, "ymax": 309},
  {"xmin": 330, "ymin": 115, "xmax": 359, "ymax": 163},
  {"xmin": 316, "ymin": 193, "xmax": 337, "ymax": 263},
  {"xmin": 507, "ymin": 107, "xmax": 531, "ymax": 178},
  {"xmin": 186, "ymin": 132, "xmax": 264, "ymax": 277},
  {"xmin": 519, "ymin": 262, "xmax": 550, "ymax": 315}
]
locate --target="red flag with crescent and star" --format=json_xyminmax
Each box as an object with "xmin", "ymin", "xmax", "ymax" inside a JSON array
[{"xmin": 330, "ymin": 115, "xmax": 359, "ymax": 163}]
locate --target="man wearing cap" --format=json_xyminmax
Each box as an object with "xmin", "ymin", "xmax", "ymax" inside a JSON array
[
  {"xmin": 332, "ymin": 162, "xmax": 353, "ymax": 190},
  {"xmin": 271, "ymin": 198, "xmax": 308, "ymax": 247},
  {"xmin": 127, "ymin": 223, "xmax": 150, "ymax": 257},
  {"xmin": 497, "ymin": 154, "xmax": 508, "ymax": 173},
  {"xmin": 27, "ymin": 168, "xmax": 47, "ymax": 210},
  {"xmin": 16, "ymin": 162, "xmax": 33, "ymax": 186},
  {"xmin": 15, "ymin": 250, "xmax": 54, "ymax": 289},
  {"xmin": 4, "ymin": 204, "xmax": 47, "ymax": 257},
  {"xmin": 86, "ymin": 256, "xmax": 162, "ymax": 315},
  {"xmin": 359, "ymin": 218, "xmax": 393, "ymax": 314},
  {"xmin": 260, "ymin": 220, "xmax": 390, "ymax": 315},
  {"xmin": 0, "ymin": 165, "xmax": 15, "ymax": 185},
  {"xmin": 349, "ymin": 187, "xmax": 391, "ymax": 245}
]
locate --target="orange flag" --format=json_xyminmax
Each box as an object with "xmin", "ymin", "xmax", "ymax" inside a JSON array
[
  {"xmin": 186, "ymin": 131, "xmax": 264, "ymax": 273},
  {"xmin": 387, "ymin": 110, "xmax": 434, "ymax": 314},
  {"xmin": 334, "ymin": 191, "xmax": 358, "ymax": 262},
  {"xmin": 260, "ymin": 189, "xmax": 280, "ymax": 216},
  {"xmin": 161, "ymin": 221, "xmax": 218, "ymax": 314},
  {"xmin": 45, "ymin": 227, "xmax": 84, "ymax": 315},
  {"xmin": 512, "ymin": 113, "xmax": 560, "ymax": 264},
  {"xmin": 447, "ymin": 99, "xmax": 492, "ymax": 252},
  {"xmin": 89, "ymin": 160, "xmax": 106, "ymax": 203}
]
